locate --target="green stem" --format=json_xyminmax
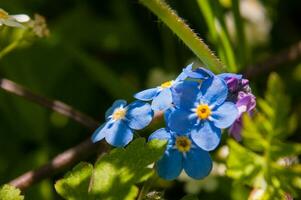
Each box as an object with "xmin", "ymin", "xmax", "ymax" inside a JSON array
[
  {"xmin": 197, "ymin": 0, "xmax": 237, "ymax": 72},
  {"xmin": 0, "ymin": 30, "xmax": 26, "ymax": 60},
  {"xmin": 139, "ymin": 0, "xmax": 225, "ymax": 73},
  {"xmin": 197, "ymin": 0, "xmax": 218, "ymax": 42},
  {"xmin": 0, "ymin": 39, "xmax": 21, "ymax": 59},
  {"xmin": 217, "ymin": 23, "xmax": 237, "ymax": 72},
  {"xmin": 137, "ymin": 172, "xmax": 159, "ymax": 200},
  {"xmin": 232, "ymin": 0, "xmax": 247, "ymax": 68}
]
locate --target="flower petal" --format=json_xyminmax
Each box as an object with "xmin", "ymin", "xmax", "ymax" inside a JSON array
[
  {"xmin": 184, "ymin": 148, "xmax": 212, "ymax": 179},
  {"xmin": 185, "ymin": 67, "xmax": 214, "ymax": 79},
  {"xmin": 164, "ymin": 107, "xmax": 175, "ymax": 123},
  {"xmin": 148, "ymin": 128, "xmax": 171, "ymax": 141},
  {"xmin": 172, "ymin": 80, "xmax": 199, "ymax": 110},
  {"xmin": 151, "ymin": 88, "xmax": 173, "ymax": 111},
  {"xmin": 91, "ymin": 123, "xmax": 107, "ymax": 143},
  {"xmin": 11, "ymin": 14, "xmax": 30, "ymax": 22},
  {"xmin": 211, "ymin": 102, "xmax": 238, "ymax": 128},
  {"xmin": 217, "ymin": 73, "xmax": 242, "ymax": 80},
  {"xmin": 105, "ymin": 100, "xmax": 127, "ymax": 119},
  {"xmin": 175, "ymin": 63, "xmax": 193, "ymax": 82},
  {"xmin": 199, "ymin": 76, "xmax": 228, "ymax": 106},
  {"xmin": 126, "ymin": 101, "xmax": 153, "ymax": 130},
  {"xmin": 191, "ymin": 121, "xmax": 221, "ymax": 151},
  {"xmin": 168, "ymin": 109, "xmax": 195, "ymax": 133},
  {"xmin": 3, "ymin": 18, "xmax": 23, "ymax": 28},
  {"xmin": 105, "ymin": 120, "xmax": 133, "ymax": 147},
  {"xmin": 134, "ymin": 88, "xmax": 159, "ymax": 101},
  {"xmin": 156, "ymin": 149, "xmax": 183, "ymax": 180}
]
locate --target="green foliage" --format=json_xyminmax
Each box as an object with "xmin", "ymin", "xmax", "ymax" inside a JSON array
[
  {"xmin": 227, "ymin": 73, "xmax": 300, "ymax": 199},
  {"xmin": 55, "ymin": 162, "xmax": 93, "ymax": 200},
  {"xmin": 90, "ymin": 138, "xmax": 166, "ymax": 200},
  {"xmin": 0, "ymin": 185, "xmax": 24, "ymax": 200},
  {"xmin": 180, "ymin": 194, "xmax": 199, "ymax": 200},
  {"xmin": 55, "ymin": 139, "xmax": 166, "ymax": 200}
]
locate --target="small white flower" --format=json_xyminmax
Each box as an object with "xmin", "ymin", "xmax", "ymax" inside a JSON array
[{"xmin": 0, "ymin": 8, "xmax": 30, "ymax": 28}]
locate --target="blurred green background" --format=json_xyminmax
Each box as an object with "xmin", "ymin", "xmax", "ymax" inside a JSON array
[{"xmin": 0, "ymin": 0, "xmax": 300, "ymax": 199}]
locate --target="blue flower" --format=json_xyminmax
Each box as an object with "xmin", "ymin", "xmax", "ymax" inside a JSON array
[
  {"xmin": 134, "ymin": 64, "xmax": 193, "ymax": 111},
  {"xmin": 168, "ymin": 77, "xmax": 238, "ymax": 151},
  {"xmin": 92, "ymin": 100, "xmax": 153, "ymax": 147},
  {"xmin": 149, "ymin": 128, "xmax": 212, "ymax": 180},
  {"xmin": 183, "ymin": 66, "xmax": 215, "ymax": 80}
]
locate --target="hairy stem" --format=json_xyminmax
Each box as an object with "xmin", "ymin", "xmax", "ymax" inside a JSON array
[{"xmin": 139, "ymin": 0, "xmax": 224, "ymax": 73}]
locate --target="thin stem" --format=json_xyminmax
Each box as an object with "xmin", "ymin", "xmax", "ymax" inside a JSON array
[
  {"xmin": 139, "ymin": 0, "xmax": 224, "ymax": 73},
  {"xmin": 232, "ymin": 0, "xmax": 247, "ymax": 68},
  {"xmin": 137, "ymin": 172, "xmax": 159, "ymax": 200},
  {"xmin": 196, "ymin": 0, "xmax": 218, "ymax": 41},
  {"xmin": 0, "ymin": 31, "xmax": 25, "ymax": 59},
  {"xmin": 197, "ymin": 0, "xmax": 237, "ymax": 72},
  {"xmin": 0, "ymin": 78, "xmax": 99, "ymax": 129},
  {"xmin": 8, "ymin": 110, "xmax": 164, "ymax": 191},
  {"xmin": 9, "ymin": 139, "xmax": 107, "ymax": 190}
]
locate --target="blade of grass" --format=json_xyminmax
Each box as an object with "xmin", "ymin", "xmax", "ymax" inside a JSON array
[
  {"xmin": 232, "ymin": 0, "xmax": 247, "ymax": 68},
  {"xmin": 197, "ymin": 0, "xmax": 237, "ymax": 72},
  {"xmin": 139, "ymin": 0, "xmax": 224, "ymax": 73},
  {"xmin": 196, "ymin": 0, "xmax": 225, "ymax": 65}
]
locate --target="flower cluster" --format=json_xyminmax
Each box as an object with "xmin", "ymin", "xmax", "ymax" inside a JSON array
[{"xmin": 92, "ymin": 64, "xmax": 255, "ymax": 180}]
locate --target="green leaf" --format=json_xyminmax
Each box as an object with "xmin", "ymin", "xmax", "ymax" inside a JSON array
[
  {"xmin": 0, "ymin": 184, "xmax": 24, "ymax": 200},
  {"xmin": 55, "ymin": 162, "xmax": 93, "ymax": 200},
  {"xmin": 89, "ymin": 138, "xmax": 166, "ymax": 200},
  {"xmin": 271, "ymin": 141, "xmax": 301, "ymax": 160},
  {"xmin": 226, "ymin": 140, "xmax": 263, "ymax": 185},
  {"xmin": 264, "ymin": 73, "xmax": 290, "ymax": 138},
  {"xmin": 180, "ymin": 194, "xmax": 199, "ymax": 200},
  {"xmin": 241, "ymin": 114, "xmax": 266, "ymax": 151}
]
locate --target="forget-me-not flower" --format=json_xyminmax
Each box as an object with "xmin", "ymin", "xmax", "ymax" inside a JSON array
[
  {"xmin": 149, "ymin": 128, "xmax": 212, "ymax": 180},
  {"xmin": 168, "ymin": 77, "xmax": 238, "ymax": 151},
  {"xmin": 92, "ymin": 100, "xmax": 153, "ymax": 147},
  {"xmin": 134, "ymin": 64, "xmax": 193, "ymax": 111}
]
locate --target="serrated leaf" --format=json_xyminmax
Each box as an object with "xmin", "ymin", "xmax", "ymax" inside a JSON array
[
  {"xmin": 0, "ymin": 184, "xmax": 24, "ymax": 200},
  {"xmin": 226, "ymin": 140, "xmax": 263, "ymax": 185},
  {"xmin": 271, "ymin": 141, "xmax": 301, "ymax": 160},
  {"xmin": 55, "ymin": 162, "xmax": 93, "ymax": 200},
  {"xmin": 180, "ymin": 194, "xmax": 199, "ymax": 200},
  {"xmin": 241, "ymin": 114, "xmax": 265, "ymax": 151},
  {"xmin": 89, "ymin": 138, "xmax": 166, "ymax": 200},
  {"xmin": 264, "ymin": 73, "xmax": 290, "ymax": 138}
]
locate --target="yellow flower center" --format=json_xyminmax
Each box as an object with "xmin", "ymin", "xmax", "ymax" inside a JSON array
[
  {"xmin": 175, "ymin": 136, "xmax": 191, "ymax": 153},
  {"xmin": 160, "ymin": 80, "xmax": 173, "ymax": 88},
  {"xmin": 196, "ymin": 104, "xmax": 211, "ymax": 119},
  {"xmin": 0, "ymin": 9, "xmax": 9, "ymax": 19},
  {"xmin": 112, "ymin": 108, "xmax": 126, "ymax": 120}
]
